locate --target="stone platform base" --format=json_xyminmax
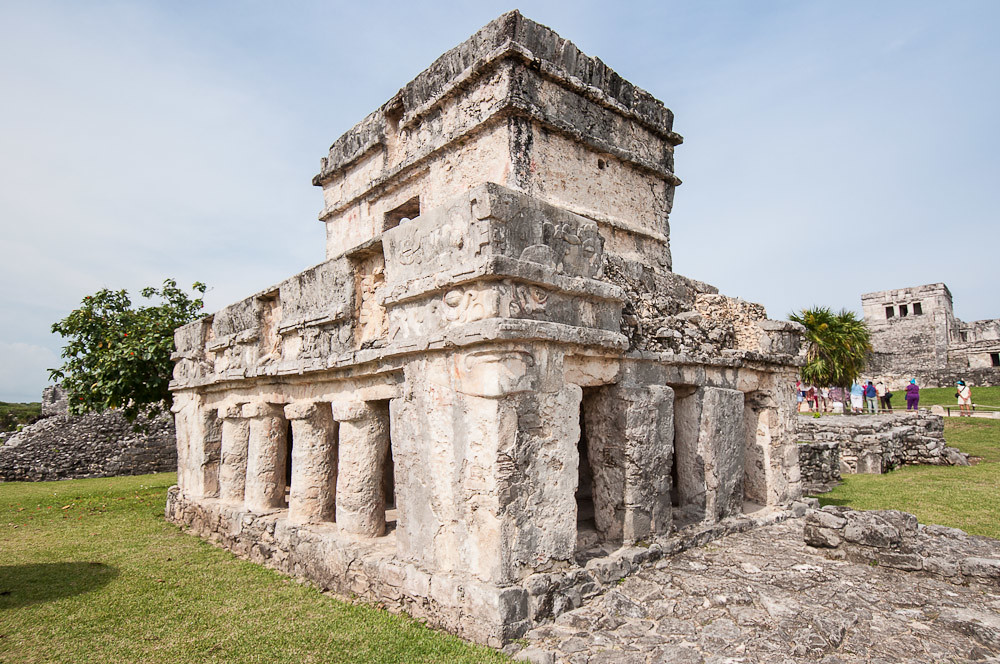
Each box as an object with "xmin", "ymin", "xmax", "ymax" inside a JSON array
[
  {"xmin": 165, "ymin": 486, "xmax": 529, "ymax": 646},
  {"xmin": 166, "ymin": 487, "xmax": 809, "ymax": 646}
]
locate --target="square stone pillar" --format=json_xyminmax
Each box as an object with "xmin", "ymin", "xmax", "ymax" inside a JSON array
[
  {"xmin": 218, "ymin": 404, "xmax": 250, "ymax": 505},
  {"xmin": 332, "ymin": 401, "xmax": 390, "ymax": 537},
  {"xmin": 242, "ymin": 402, "xmax": 289, "ymax": 512},
  {"xmin": 744, "ymin": 376, "xmax": 802, "ymax": 506},
  {"xmin": 172, "ymin": 393, "xmax": 222, "ymax": 500},
  {"xmin": 674, "ymin": 386, "xmax": 746, "ymax": 523},
  {"xmin": 284, "ymin": 402, "xmax": 338, "ymax": 525},
  {"xmin": 391, "ymin": 347, "xmax": 580, "ymax": 585},
  {"xmin": 583, "ymin": 384, "xmax": 674, "ymax": 545}
]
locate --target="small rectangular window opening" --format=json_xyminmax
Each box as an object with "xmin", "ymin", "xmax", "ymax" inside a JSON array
[
  {"xmin": 991, "ymin": 352, "xmax": 1000, "ymax": 367},
  {"xmin": 885, "ymin": 306, "xmax": 895, "ymax": 319},
  {"xmin": 961, "ymin": 331, "xmax": 969, "ymax": 342},
  {"xmin": 913, "ymin": 302, "xmax": 923, "ymax": 315},
  {"xmin": 900, "ymin": 304, "xmax": 909, "ymax": 317},
  {"xmin": 383, "ymin": 196, "xmax": 420, "ymax": 231}
]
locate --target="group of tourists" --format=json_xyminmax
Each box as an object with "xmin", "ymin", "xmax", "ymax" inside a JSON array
[
  {"xmin": 796, "ymin": 379, "xmax": 925, "ymax": 413},
  {"xmin": 797, "ymin": 378, "xmax": 975, "ymax": 415}
]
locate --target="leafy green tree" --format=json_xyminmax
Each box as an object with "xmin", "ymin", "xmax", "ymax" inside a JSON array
[
  {"xmin": 49, "ymin": 279, "xmax": 206, "ymax": 422},
  {"xmin": 789, "ymin": 307, "xmax": 872, "ymax": 396}
]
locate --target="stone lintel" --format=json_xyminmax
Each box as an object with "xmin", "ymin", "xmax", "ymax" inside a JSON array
[
  {"xmin": 241, "ymin": 402, "xmax": 285, "ymax": 419},
  {"xmin": 283, "ymin": 401, "xmax": 323, "ymax": 421},
  {"xmin": 218, "ymin": 403, "xmax": 246, "ymax": 420},
  {"xmin": 332, "ymin": 401, "xmax": 373, "ymax": 423}
]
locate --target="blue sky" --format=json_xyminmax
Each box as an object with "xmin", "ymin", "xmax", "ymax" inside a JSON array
[{"xmin": 1, "ymin": 1, "xmax": 997, "ymax": 402}]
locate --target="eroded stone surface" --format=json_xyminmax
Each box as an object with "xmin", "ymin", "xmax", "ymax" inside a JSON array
[
  {"xmin": 166, "ymin": 11, "xmax": 808, "ymax": 646},
  {"xmin": 514, "ymin": 518, "xmax": 1000, "ymax": 663}
]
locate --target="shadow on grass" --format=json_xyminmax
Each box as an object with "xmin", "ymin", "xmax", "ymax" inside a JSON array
[
  {"xmin": 0, "ymin": 562, "xmax": 118, "ymax": 609},
  {"xmin": 814, "ymin": 496, "xmax": 851, "ymax": 506}
]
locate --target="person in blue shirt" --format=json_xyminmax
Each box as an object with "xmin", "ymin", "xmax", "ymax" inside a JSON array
[
  {"xmin": 850, "ymin": 382, "xmax": 864, "ymax": 413},
  {"xmin": 864, "ymin": 381, "xmax": 878, "ymax": 413}
]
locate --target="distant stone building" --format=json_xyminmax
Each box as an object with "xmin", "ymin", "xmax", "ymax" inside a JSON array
[
  {"xmin": 166, "ymin": 11, "xmax": 806, "ymax": 645},
  {"xmin": 862, "ymin": 283, "xmax": 1000, "ymax": 387}
]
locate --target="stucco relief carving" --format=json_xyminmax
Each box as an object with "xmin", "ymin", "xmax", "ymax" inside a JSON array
[
  {"xmin": 388, "ymin": 286, "xmax": 499, "ymax": 341},
  {"xmin": 172, "ymin": 356, "xmax": 213, "ymax": 385},
  {"xmin": 256, "ymin": 297, "xmax": 283, "ymax": 367},
  {"xmin": 391, "ymin": 215, "xmax": 489, "ymax": 269},
  {"xmin": 454, "ymin": 349, "xmax": 536, "ymax": 397},
  {"xmin": 509, "ymin": 208, "xmax": 604, "ymax": 278},
  {"xmin": 508, "ymin": 283, "xmax": 549, "ymax": 318},
  {"xmin": 355, "ymin": 255, "xmax": 388, "ymax": 349}
]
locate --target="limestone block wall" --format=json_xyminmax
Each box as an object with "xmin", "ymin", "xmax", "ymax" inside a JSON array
[
  {"xmin": 795, "ymin": 413, "xmax": 968, "ymax": 475},
  {"xmin": 804, "ymin": 507, "xmax": 1000, "ymax": 588},
  {"xmin": 41, "ymin": 385, "xmax": 69, "ymax": 416},
  {"xmin": 797, "ymin": 441, "xmax": 841, "ymax": 488},
  {"xmin": 0, "ymin": 410, "xmax": 176, "ymax": 482},
  {"xmin": 314, "ymin": 11, "xmax": 682, "ymax": 270},
  {"xmin": 863, "ymin": 283, "xmax": 1000, "ymax": 386}
]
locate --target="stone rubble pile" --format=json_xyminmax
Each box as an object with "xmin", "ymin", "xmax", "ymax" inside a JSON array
[{"xmin": 0, "ymin": 386, "xmax": 176, "ymax": 482}]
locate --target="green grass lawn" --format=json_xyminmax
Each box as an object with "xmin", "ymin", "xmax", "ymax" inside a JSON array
[
  {"xmin": 0, "ymin": 473, "xmax": 507, "ymax": 664},
  {"xmin": 818, "ymin": 418, "xmax": 1000, "ymax": 538},
  {"xmin": 913, "ymin": 384, "xmax": 1000, "ymax": 409}
]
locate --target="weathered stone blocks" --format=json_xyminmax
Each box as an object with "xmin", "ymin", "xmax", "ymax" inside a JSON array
[
  {"xmin": 166, "ymin": 11, "xmax": 806, "ymax": 645},
  {"xmin": 805, "ymin": 506, "xmax": 1000, "ymax": 588}
]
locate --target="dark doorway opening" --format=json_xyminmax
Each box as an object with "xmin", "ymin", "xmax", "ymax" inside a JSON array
[{"xmin": 284, "ymin": 420, "xmax": 294, "ymax": 507}]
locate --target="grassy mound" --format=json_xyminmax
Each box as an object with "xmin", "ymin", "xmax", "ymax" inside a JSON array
[{"xmin": 0, "ymin": 401, "xmax": 41, "ymax": 432}]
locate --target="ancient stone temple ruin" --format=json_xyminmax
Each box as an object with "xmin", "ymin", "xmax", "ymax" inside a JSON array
[
  {"xmin": 863, "ymin": 282, "xmax": 1000, "ymax": 387},
  {"xmin": 166, "ymin": 11, "xmax": 805, "ymax": 645}
]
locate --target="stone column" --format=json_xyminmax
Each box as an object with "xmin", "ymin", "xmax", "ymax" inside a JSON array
[
  {"xmin": 333, "ymin": 401, "xmax": 389, "ymax": 537},
  {"xmin": 744, "ymin": 375, "xmax": 803, "ymax": 506},
  {"xmin": 218, "ymin": 404, "xmax": 250, "ymax": 505},
  {"xmin": 242, "ymin": 402, "xmax": 288, "ymax": 512},
  {"xmin": 284, "ymin": 402, "xmax": 338, "ymax": 525}
]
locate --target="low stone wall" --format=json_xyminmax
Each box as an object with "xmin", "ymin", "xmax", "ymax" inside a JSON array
[
  {"xmin": 796, "ymin": 413, "xmax": 968, "ymax": 475},
  {"xmin": 797, "ymin": 441, "xmax": 840, "ymax": 490},
  {"xmin": 0, "ymin": 410, "xmax": 176, "ymax": 482},
  {"xmin": 804, "ymin": 507, "xmax": 1000, "ymax": 587}
]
